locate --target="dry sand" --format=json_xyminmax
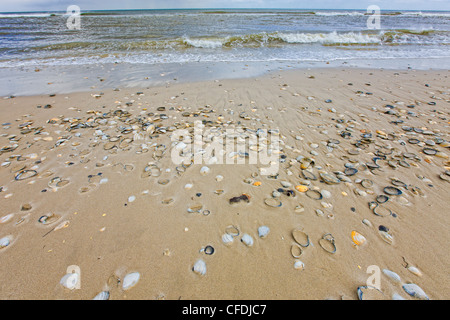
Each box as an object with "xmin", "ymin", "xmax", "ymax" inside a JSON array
[{"xmin": 0, "ymin": 67, "xmax": 449, "ymax": 300}]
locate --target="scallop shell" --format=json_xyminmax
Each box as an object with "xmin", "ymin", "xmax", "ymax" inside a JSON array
[
  {"xmin": 60, "ymin": 272, "xmax": 79, "ymax": 290},
  {"xmin": 192, "ymin": 259, "xmax": 207, "ymax": 276},
  {"xmin": 402, "ymin": 283, "xmax": 429, "ymax": 300},
  {"xmin": 241, "ymin": 233, "xmax": 254, "ymax": 247},
  {"xmin": 122, "ymin": 272, "xmax": 140, "ymax": 290},
  {"xmin": 351, "ymin": 231, "xmax": 366, "ymax": 246},
  {"xmin": 257, "ymin": 226, "xmax": 270, "ymax": 239}
]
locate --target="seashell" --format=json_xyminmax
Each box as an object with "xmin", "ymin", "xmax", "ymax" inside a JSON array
[
  {"xmin": 292, "ymin": 229, "xmax": 310, "ymax": 247},
  {"xmin": 379, "ymin": 230, "xmax": 393, "ymax": 245},
  {"xmin": 225, "ymin": 225, "xmax": 240, "ymax": 237},
  {"xmin": 184, "ymin": 183, "xmax": 193, "ymax": 190},
  {"xmin": 54, "ymin": 220, "xmax": 70, "ymax": 231},
  {"xmin": 93, "ymin": 291, "xmax": 110, "ymax": 300},
  {"xmin": 357, "ymin": 286, "xmax": 385, "ymax": 300},
  {"xmin": 376, "ymin": 194, "xmax": 389, "ymax": 204},
  {"xmin": 435, "ymin": 151, "xmax": 449, "ymax": 159},
  {"xmin": 264, "ymin": 198, "xmax": 282, "ymax": 207},
  {"xmin": 215, "ymin": 175, "xmax": 224, "ymax": 182},
  {"xmin": 0, "ymin": 236, "xmax": 12, "ymax": 249},
  {"xmin": 122, "ymin": 272, "xmax": 140, "ymax": 290},
  {"xmin": 158, "ymin": 178, "xmax": 170, "ymax": 185},
  {"xmin": 319, "ymin": 172, "xmax": 340, "ymax": 185},
  {"xmin": 38, "ymin": 213, "xmax": 61, "ymax": 225},
  {"xmin": 291, "ymin": 244, "xmax": 303, "ymax": 258},
  {"xmin": 294, "ymin": 260, "xmax": 305, "ymax": 270},
  {"xmin": 384, "ymin": 186, "xmax": 402, "ymax": 195},
  {"xmin": 422, "ymin": 148, "xmax": 437, "ymax": 155},
  {"xmin": 192, "ymin": 259, "xmax": 206, "ymax": 276},
  {"xmin": 15, "ymin": 170, "xmax": 37, "ymax": 181},
  {"xmin": 300, "ymin": 158, "xmax": 314, "ymax": 170},
  {"xmin": 301, "ymin": 170, "xmax": 317, "ymax": 180},
  {"xmin": 187, "ymin": 204, "xmax": 203, "ymax": 213},
  {"xmin": 200, "ymin": 166, "xmax": 210, "ymax": 175},
  {"xmin": 319, "ymin": 233, "xmax": 336, "ymax": 254},
  {"xmin": 392, "ymin": 293, "xmax": 407, "ymax": 300},
  {"xmin": 373, "ymin": 205, "xmax": 392, "ymax": 217},
  {"xmin": 60, "ymin": 272, "xmax": 80, "ymax": 290},
  {"xmin": 203, "ymin": 245, "xmax": 215, "ymax": 255},
  {"xmin": 391, "ymin": 179, "xmax": 407, "ymax": 188},
  {"xmin": 222, "ymin": 233, "xmax": 234, "ymax": 245},
  {"xmin": 362, "ymin": 219, "xmax": 373, "ymax": 227},
  {"xmin": 295, "ymin": 185, "xmax": 308, "ymax": 192},
  {"xmin": 241, "ymin": 233, "xmax": 254, "ymax": 247},
  {"xmin": 305, "ymin": 189, "xmax": 322, "ymax": 200},
  {"xmin": 402, "ymin": 283, "xmax": 429, "ymax": 300},
  {"xmin": 382, "ymin": 269, "xmax": 401, "ymax": 283},
  {"xmin": 344, "ymin": 167, "xmax": 358, "ymax": 176},
  {"xmin": 294, "ymin": 204, "xmax": 305, "ymax": 214},
  {"xmin": 0, "ymin": 213, "xmax": 14, "ymax": 224},
  {"xmin": 407, "ymin": 266, "xmax": 423, "ymax": 277},
  {"xmin": 128, "ymin": 195, "xmax": 136, "ymax": 202},
  {"xmin": 351, "ymin": 231, "xmax": 366, "ymax": 246},
  {"xmin": 361, "ymin": 179, "xmax": 373, "ymax": 188},
  {"xmin": 258, "ymin": 226, "xmax": 270, "ymax": 238}
]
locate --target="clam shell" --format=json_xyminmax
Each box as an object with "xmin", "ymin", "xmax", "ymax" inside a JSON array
[
  {"xmin": 192, "ymin": 259, "xmax": 207, "ymax": 276},
  {"xmin": 305, "ymin": 189, "xmax": 323, "ymax": 200},
  {"xmin": 319, "ymin": 172, "xmax": 340, "ymax": 185},
  {"xmin": 258, "ymin": 226, "xmax": 270, "ymax": 239},
  {"xmin": 379, "ymin": 230, "xmax": 393, "ymax": 245},
  {"xmin": 225, "ymin": 225, "xmax": 239, "ymax": 237},
  {"xmin": 361, "ymin": 179, "xmax": 373, "ymax": 188},
  {"xmin": 0, "ymin": 236, "xmax": 12, "ymax": 249},
  {"xmin": 422, "ymin": 148, "xmax": 437, "ymax": 155},
  {"xmin": 402, "ymin": 283, "xmax": 429, "ymax": 300},
  {"xmin": 373, "ymin": 205, "xmax": 392, "ymax": 217},
  {"xmin": 60, "ymin": 273, "xmax": 79, "ymax": 290},
  {"xmin": 187, "ymin": 204, "xmax": 203, "ymax": 213},
  {"xmin": 291, "ymin": 244, "xmax": 303, "ymax": 258},
  {"xmin": 264, "ymin": 198, "xmax": 282, "ymax": 207},
  {"xmin": 292, "ymin": 229, "xmax": 310, "ymax": 247},
  {"xmin": 122, "ymin": 272, "xmax": 140, "ymax": 290},
  {"xmin": 384, "ymin": 186, "xmax": 402, "ymax": 195},
  {"xmin": 241, "ymin": 233, "xmax": 254, "ymax": 247}
]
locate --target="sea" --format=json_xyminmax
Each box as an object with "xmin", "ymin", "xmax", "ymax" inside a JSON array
[{"xmin": 1, "ymin": 9, "xmax": 449, "ymax": 95}]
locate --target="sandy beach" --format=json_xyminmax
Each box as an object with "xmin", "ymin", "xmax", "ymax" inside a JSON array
[{"xmin": 0, "ymin": 67, "xmax": 449, "ymax": 300}]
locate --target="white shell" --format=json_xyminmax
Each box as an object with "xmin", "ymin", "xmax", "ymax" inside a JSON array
[
  {"xmin": 127, "ymin": 195, "xmax": 136, "ymax": 203},
  {"xmin": 241, "ymin": 233, "xmax": 254, "ymax": 247},
  {"xmin": 192, "ymin": 259, "xmax": 206, "ymax": 276},
  {"xmin": 402, "ymin": 283, "xmax": 429, "ymax": 300},
  {"xmin": 0, "ymin": 214, "xmax": 14, "ymax": 224},
  {"xmin": 93, "ymin": 291, "xmax": 110, "ymax": 300},
  {"xmin": 200, "ymin": 166, "xmax": 210, "ymax": 175},
  {"xmin": 60, "ymin": 273, "xmax": 79, "ymax": 290},
  {"xmin": 257, "ymin": 226, "xmax": 270, "ymax": 238},
  {"xmin": 215, "ymin": 175, "xmax": 224, "ymax": 182},
  {"xmin": 184, "ymin": 183, "xmax": 193, "ymax": 190},
  {"xmin": 294, "ymin": 260, "xmax": 305, "ymax": 270},
  {"xmin": 222, "ymin": 233, "xmax": 234, "ymax": 245},
  {"xmin": 122, "ymin": 272, "xmax": 140, "ymax": 290},
  {"xmin": 407, "ymin": 266, "xmax": 423, "ymax": 277},
  {"xmin": 382, "ymin": 269, "xmax": 401, "ymax": 283},
  {"xmin": 0, "ymin": 236, "xmax": 11, "ymax": 248},
  {"xmin": 392, "ymin": 293, "xmax": 406, "ymax": 300}
]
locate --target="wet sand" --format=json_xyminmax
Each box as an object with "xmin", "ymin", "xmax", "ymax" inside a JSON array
[{"xmin": 0, "ymin": 67, "xmax": 449, "ymax": 300}]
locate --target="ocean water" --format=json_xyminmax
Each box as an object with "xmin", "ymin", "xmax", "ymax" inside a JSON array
[{"xmin": 1, "ymin": 9, "xmax": 449, "ymax": 95}]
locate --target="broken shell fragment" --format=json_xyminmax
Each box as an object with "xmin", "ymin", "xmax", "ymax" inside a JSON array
[{"xmin": 258, "ymin": 226, "xmax": 270, "ymax": 238}]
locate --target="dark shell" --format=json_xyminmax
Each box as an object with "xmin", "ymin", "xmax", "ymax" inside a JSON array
[
  {"xmin": 376, "ymin": 194, "xmax": 389, "ymax": 204},
  {"xmin": 305, "ymin": 189, "xmax": 323, "ymax": 200},
  {"xmin": 344, "ymin": 167, "xmax": 358, "ymax": 176},
  {"xmin": 384, "ymin": 186, "xmax": 403, "ymax": 195}
]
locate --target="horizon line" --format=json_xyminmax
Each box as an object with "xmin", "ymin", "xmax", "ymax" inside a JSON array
[{"xmin": 1, "ymin": 7, "xmax": 450, "ymax": 14}]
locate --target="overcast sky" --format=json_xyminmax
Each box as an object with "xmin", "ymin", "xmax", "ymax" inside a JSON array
[{"xmin": 1, "ymin": 0, "xmax": 449, "ymax": 12}]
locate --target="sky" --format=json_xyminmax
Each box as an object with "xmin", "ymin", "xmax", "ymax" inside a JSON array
[{"xmin": 0, "ymin": 0, "xmax": 449, "ymax": 12}]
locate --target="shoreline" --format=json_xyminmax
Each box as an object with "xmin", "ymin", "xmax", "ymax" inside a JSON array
[
  {"xmin": 2, "ymin": 57, "xmax": 450, "ymax": 97},
  {"xmin": 0, "ymin": 67, "xmax": 449, "ymax": 300}
]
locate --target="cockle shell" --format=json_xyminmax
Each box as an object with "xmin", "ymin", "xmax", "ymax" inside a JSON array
[
  {"xmin": 241, "ymin": 233, "xmax": 254, "ymax": 247},
  {"xmin": 192, "ymin": 259, "xmax": 206, "ymax": 276},
  {"xmin": 222, "ymin": 233, "xmax": 234, "ymax": 245},
  {"xmin": 257, "ymin": 226, "xmax": 270, "ymax": 238},
  {"xmin": 60, "ymin": 272, "xmax": 79, "ymax": 290}
]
